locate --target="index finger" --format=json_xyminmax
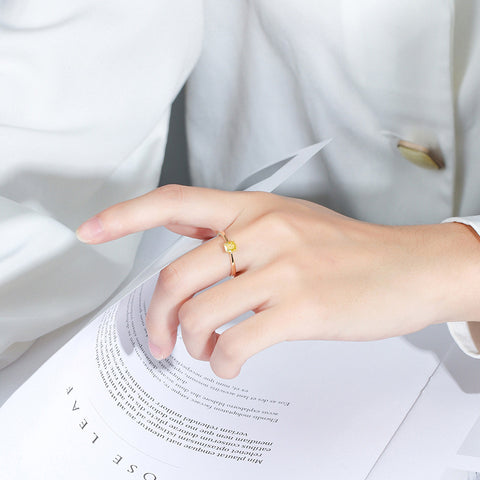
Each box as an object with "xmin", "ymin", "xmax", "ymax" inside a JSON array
[{"xmin": 76, "ymin": 184, "xmax": 242, "ymax": 244}]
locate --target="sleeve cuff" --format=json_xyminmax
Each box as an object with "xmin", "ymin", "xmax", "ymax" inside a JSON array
[
  {"xmin": 442, "ymin": 215, "xmax": 480, "ymax": 358},
  {"xmin": 447, "ymin": 322, "xmax": 480, "ymax": 358},
  {"xmin": 443, "ymin": 215, "xmax": 480, "ymax": 236}
]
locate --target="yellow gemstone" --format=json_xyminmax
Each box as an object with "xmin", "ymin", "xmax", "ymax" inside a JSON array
[{"xmin": 224, "ymin": 241, "xmax": 237, "ymax": 253}]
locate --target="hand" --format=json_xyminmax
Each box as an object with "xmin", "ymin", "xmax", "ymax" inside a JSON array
[{"xmin": 77, "ymin": 185, "xmax": 480, "ymax": 378}]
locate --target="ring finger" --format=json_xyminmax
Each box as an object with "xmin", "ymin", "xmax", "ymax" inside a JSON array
[{"xmin": 146, "ymin": 226, "xmax": 262, "ymax": 358}]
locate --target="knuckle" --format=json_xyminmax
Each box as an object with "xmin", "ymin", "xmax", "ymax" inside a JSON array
[
  {"xmin": 158, "ymin": 264, "xmax": 182, "ymax": 296},
  {"xmin": 214, "ymin": 331, "xmax": 243, "ymax": 365},
  {"xmin": 179, "ymin": 306, "xmax": 207, "ymax": 361},
  {"xmin": 211, "ymin": 333, "xmax": 243, "ymax": 379},
  {"xmin": 184, "ymin": 343, "xmax": 205, "ymax": 361},
  {"xmin": 156, "ymin": 184, "xmax": 185, "ymax": 206},
  {"xmin": 178, "ymin": 301, "xmax": 203, "ymax": 337},
  {"xmin": 256, "ymin": 210, "xmax": 298, "ymax": 241},
  {"xmin": 272, "ymin": 257, "xmax": 303, "ymax": 285},
  {"xmin": 243, "ymin": 190, "xmax": 272, "ymax": 205}
]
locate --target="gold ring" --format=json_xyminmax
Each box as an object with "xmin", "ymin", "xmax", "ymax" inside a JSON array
[{"xmin": 218, "ymin": 231, "xmax": 237, "ymax": 277}]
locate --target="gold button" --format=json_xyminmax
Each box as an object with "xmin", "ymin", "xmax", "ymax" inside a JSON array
[{"xmin": 397, "ymin": 140, "xmax": 444, "ymax": 170}]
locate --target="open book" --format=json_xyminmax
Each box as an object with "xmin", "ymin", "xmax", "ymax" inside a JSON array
[{"xmin": 2, "ymin": 143, "xmax": 480, "ymax": 480}]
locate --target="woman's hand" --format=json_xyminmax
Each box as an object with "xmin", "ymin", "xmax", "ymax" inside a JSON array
[{"xmin": 76, "ymin": 185, "xmax": 480, "ymax": 378}]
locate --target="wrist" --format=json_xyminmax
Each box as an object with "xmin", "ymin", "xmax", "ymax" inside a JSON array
[{"xmin": 429, "ymin": 222, "xmax": 480, "ymax": 325}]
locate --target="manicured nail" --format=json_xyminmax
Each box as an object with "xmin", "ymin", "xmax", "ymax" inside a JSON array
[
  {"xmin": 76, "ymin": 216, "xmax": 103, "ymax": 243},
  {"xmin": 148, "ymin": 340, "xmax": 165, "ymax": 360}
]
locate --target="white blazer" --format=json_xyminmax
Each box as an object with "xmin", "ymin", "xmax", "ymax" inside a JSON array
[
  {"xmin": 0, "ymin": 0, "xmax": 202, "ymax": 367},
  {"xmin": 185, "ymin": 0, "xmax": 480, "ymax": 357},
  {"xmin": 1, "ymin": 0, "xmax": 479, "ymax": 366}
]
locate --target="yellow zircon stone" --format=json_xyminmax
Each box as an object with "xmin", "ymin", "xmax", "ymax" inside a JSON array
[{"xmin": 224, "ymin": 241, "xmax": 237, "ymax": 253}]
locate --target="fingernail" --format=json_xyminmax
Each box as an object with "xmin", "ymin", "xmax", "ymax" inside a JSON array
[
  {"xmin": 148, "ymin": 340, "xmax": 165, "ymax": 360},
  {"xmin": 76, "ymin": 216, "xmax": 104, "ymax": 243}
]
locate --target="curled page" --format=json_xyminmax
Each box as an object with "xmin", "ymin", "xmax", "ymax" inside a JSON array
[{"xmin": 236, "ymin": 140, "xmax": 331, "ymax": 192}]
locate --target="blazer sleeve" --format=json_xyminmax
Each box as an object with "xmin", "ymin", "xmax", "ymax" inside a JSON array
[{"xmin": 0, "ymin": 0, "xmax": 202, "ymax": 368}]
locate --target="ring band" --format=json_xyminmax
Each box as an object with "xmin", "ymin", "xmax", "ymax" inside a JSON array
[{"xmin": 218, "ymin": 231, "xmax": 237, "ymax": 277}]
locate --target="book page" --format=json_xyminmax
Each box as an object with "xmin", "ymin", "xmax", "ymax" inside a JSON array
[{"xmin": 0, "ymin": 270, "xmax": 445, "ymax": 479}]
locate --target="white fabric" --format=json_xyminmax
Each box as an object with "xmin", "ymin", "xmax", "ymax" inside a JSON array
[
  {"xmin": 186, "ymin": 0, "xmax": 456, "ymax": 225},
  {"xmin": 2, "ymin": 0, "xmax": 480, "ymax": 367},
  {"xmin": 0, "ymin": 0, "xmax": 203, "ymax": 368},
  {"xmin": 185, "ymin": 0, "xmax": 480, "ymax": 357}
]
